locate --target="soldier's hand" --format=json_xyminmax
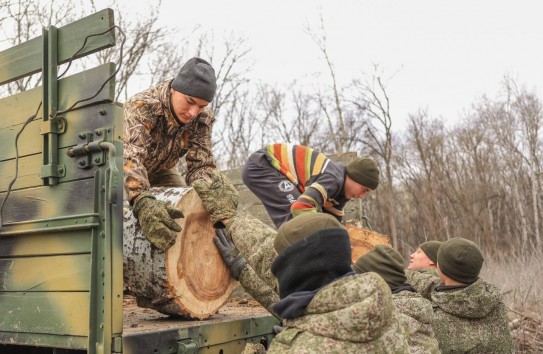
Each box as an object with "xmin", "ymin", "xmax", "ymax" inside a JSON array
[
  {"xmin": 214, "ymin": 228, "xmax": 247, "ymax": 280},
  {"xmin": 133, "ymin": 192, "xmax": 184, "ymax": 251},
  {"xmin": 193, "ymin": 170, "xmax": 239, "ymax": 228}
]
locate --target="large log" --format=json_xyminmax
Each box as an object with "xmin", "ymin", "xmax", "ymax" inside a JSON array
[{"xmin": 123, "ymin": 187, "xmax": 236, "ymax": 319}]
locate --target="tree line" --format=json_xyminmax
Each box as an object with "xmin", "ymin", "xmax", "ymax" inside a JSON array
[{"xmin": 1, "ymin": 0, "xmax": 541, "ymax": 256}]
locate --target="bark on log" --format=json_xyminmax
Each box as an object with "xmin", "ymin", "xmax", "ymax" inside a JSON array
[
  {"xmin": 123, "ymin": 187, "xmax": 236, "ymax": 319},
  {"xmin": 345, "ymin": 225, "xmax": 391, "ymax": 262}
]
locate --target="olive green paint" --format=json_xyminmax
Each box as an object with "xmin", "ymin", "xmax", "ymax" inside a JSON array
[{"xmin": 0, "ymin": 9, "xmax": 115, "ymax": 85}]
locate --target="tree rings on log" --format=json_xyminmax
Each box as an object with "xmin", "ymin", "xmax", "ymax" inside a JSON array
[{"xmin": 123, "ymin": 187, "xmax": 236, "ymax": 319}]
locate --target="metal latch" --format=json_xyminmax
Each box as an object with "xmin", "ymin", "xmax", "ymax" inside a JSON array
[
  {"xmin": 67, "ymin": 128, "xmax": 110, "ymax": 169},
  {"xmin": 177, "ymin": 340, "xmax": 198, "ymax": 354}
]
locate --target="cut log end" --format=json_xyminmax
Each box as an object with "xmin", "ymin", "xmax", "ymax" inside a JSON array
[
  {"xmin": 124, "ymin": 187, "xmax": 236, "ymax": 319},
  {"xmin": 345, "ymin": 225, "xmax": 391, "ymax": 262}
]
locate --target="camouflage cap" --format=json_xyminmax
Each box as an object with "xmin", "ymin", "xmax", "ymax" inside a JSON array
[
  {"xmin": 437, "ymin": 237, "xmax": 484, "ymax": 284},
  {"xmin": 419, "ymin": 240, "xmax": 443, "ymax": 263},
  {"xmin": 345, "ymin": 158, "xmax": 380, "ymax": 190},
  {"xmin": 353, "ymin": 244, "xmax": 406, "ymax": 287},
  {"xmin": 172, "ymin": 57, "xmax": 217, "ymax": 102},
  {"xmin": 274, "ymin": 213, "xmax": 343, "ymax": 254}
]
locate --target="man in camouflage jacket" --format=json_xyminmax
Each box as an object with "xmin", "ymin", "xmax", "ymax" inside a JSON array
[
  {"xmin": 405, "ymin": 241, "xmax": 443, "ymax": 299},
  {"xmin": 354, "ymin": 245, "xmax": 440, "ymax": 354},
  {"xmin": 197, "ymin": 176, "xmax": 411, "ymax": 354},
  {"xmin": 432, "ymin": 238, "xmax": 513, "ymax": 353},
  {"xmin": 124, "ymin": 57, "xmax": 217, "ymax": 250}
]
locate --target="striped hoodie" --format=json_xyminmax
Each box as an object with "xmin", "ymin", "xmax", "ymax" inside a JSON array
[{"xmin": 265, "ymin": 144, "xmax": 349, "ymax": 220}]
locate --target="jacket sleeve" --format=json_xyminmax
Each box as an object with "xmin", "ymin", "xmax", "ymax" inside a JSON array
[
  {"xmin": 123, "ymin": 99, "xmax": 153, "ymax": 204},
  {"xmin": 185, "ymin": 108, "xmax": 217, "ymax": 185},
  {"xmin": 239, "ymin": 265, "xmax": 280, "ymax": 316},
  {"xmin": 290, "ymin": 172, "xmax": 344, "ymax": 220}
]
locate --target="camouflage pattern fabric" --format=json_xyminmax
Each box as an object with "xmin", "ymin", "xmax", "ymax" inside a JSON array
[
  {"xmin": 132, "ymin": 192, "xmax": 184, "ymax": 251},
  {"xmin": 392, "ymin": 291, "xmax": 440, "ymax": 354},
  {"xmin": 267, "ymin": 273, "xmax": 409, "ymax": 353},
  {"xmin": 226, "ymin": 213, "xmax": 279, "ymax": 293},
  {"xmin": 430, "ymin": 278, "xmax": 513, "ymax": 353},
  {"xmin": 242, "ymin": 343, "xmax": 267, "ymax": 354},
  {"xmin": 239, "ymin": 266, "xmax": 280, "ymax": 316},
  {"xmin": 405, "ymin": 269, "xmax": 441, "ymax": 300},
  {"xmin": 192, "ymin": 170, "xmax": 239, "ymax": 226},
  {"xmin": 123, "ymin": 79, "xmax": 216, "ymax": 204},
  {"xmin": 148, "ymin": 168, "xmax": 186, "ymax": 187}
]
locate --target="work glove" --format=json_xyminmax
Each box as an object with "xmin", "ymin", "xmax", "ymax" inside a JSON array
[
  {"xmin": 193, "ymin": 170, "xmax": 239, "ymax": 228},
  {"xmin": 214, "ymin": 228, "xmax": 247, "ymax": 281},
  {"xmin": 132, "ymin": 191, "xmax": 184, "ymax": 251}
]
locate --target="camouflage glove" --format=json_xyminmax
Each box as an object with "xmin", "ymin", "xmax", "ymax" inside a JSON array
[
  {"xmin": 132, "ymin": 191, "xmax": 184, "ymax": 251},
  {"xmin": 192, "ymin": 170, "xmax": 239, "ymax": 228},
  {"xmin": 214, "ymin": 228, "xmax": 247, "ymax": 280}
]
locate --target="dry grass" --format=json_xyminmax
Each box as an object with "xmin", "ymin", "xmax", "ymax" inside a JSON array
[{"xmin": 481, "ymin": 251, "xmax": 543, "ymax": 353}]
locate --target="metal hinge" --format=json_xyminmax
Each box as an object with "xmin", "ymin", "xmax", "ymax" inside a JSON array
[{"xmin": 177, "ymin": 339, "xmax": 198, "ymax": 354}]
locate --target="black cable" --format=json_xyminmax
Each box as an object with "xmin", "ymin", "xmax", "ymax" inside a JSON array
[
  {"xmin": 55, "ymin": 25, "xmax": 126, "ymax": 116},
  {"xmin": 57, "ymin": 26, "xmax": 120, "ymax": 80},
  {"xmin": 0, "ymin": 25, "xmax": 126, "ymax": 229},
  {"xmin": 0, "ymin": 101, "xmax": 42, "ymax": 228}
]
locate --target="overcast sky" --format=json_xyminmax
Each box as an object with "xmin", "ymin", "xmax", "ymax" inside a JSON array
[
  {"xmin": 35, "ymin": 0, "xmax": 543, "ymax": 130},
  {"xmin": 139, "ymin": 0, "xmax": 541, "ymax": 130}
]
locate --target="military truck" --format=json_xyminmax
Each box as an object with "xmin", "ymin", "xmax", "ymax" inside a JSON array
[{"xmin": 0, "ymin": 9, "xmax": 279, "ymax": 354}]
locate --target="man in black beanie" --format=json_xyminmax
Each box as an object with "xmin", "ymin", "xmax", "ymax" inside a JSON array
[
  {"xmin": 124, "ymin": 57, "xmax": 219, "ymax": 251},
  {"xmin": 242, "ymin": 144, "xmax": 380, "ymax": 228},
  {"xmin": 430, "ymin": 237, "xmax": 513, "ymax": 353},
  {"xmin": 354, "ymin": 245, "xmax": 440, "ymax": 353}
]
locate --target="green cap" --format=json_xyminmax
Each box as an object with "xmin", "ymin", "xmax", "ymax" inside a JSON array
[
  {"xmin": 437, "ymin": 237, "xmax": 484, "ymax": 284},
  {"xmin": 353, "ymin": 245, "xmax": 406, "ymax": 287},
  {"xmin": 345, "ymin": 158, "xmax": 380, "ymax": 190},
  {"xmin": 419, "ymin": 241, "xmax": 443, "ymax": 264},
  {"xmin": 274, "ymin": 213, "xmax": 343, "ymax": 254}
]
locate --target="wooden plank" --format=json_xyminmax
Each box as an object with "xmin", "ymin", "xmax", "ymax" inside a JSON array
[
  {"xmin": 0, "ymin": 292, "xmax": 89, "ymax": 336},
  {"xmin": 0, "ymin": 179, "xmax": 96, "ymax": 224},
  {"xmin": 0, "ymin": 254, "xmax": 90, "ymax": 291},
  {"xmin": 0, "ymin": 147, "xmax": 102, "ymax": 193},
  {"xmin": 0, "ymin": 230, "xmax": 92, "ymax": 257},
  {"xmin": 0, "ymin": 9, "xmax": 115, "ymax": 85},
  {"xmin": 0, "ymin": 102, "xmax": 120, "ymax": 162},
  {"xmin": 0, "ymin": 63, "xmax": 116, "ymax": 130},
  {"xmin": 0, "ymin": 332, "xmax": 87, "ymax": 350}
]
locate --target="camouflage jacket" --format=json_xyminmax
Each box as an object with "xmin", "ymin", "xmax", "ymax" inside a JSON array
[
  {"xmin": 431, "ymin": 278, "xmax": 513, "ymax": 354},
  {"xmin": 393, "ymin": 290, "xmax": 440, "ymax": 354},
  {"xmin": 405, "ymin": 269, "xmax": 441, "ymax": 300},
  {"xmin": 268, "ymin": 273, "xmax": 409, "ymax": 354},
  {"xmin": 123, "ymin": 80, "xmax": 216, "ymax": 203},
  {"xmin": 239, "ymin": 265, "xmax": 280, "ymax": 316}
]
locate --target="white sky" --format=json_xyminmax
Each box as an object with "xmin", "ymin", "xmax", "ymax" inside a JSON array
[
  {"xmin": 8, "ymin": 0, "xmax": 543, "ymax": 130},
  {"xmin": 146, "ymin": 0, "xmax": 543, "ymax": 130}
]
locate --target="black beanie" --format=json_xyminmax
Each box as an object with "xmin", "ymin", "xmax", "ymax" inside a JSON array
[
  {"xmin": 419, "ymin": 241, "xmax": 443, "ymax": 264},
  {"xmin": 345, "ymin": 158, "xmax": 380, "ymax": 190},
  {"xmin": 437, "ymin": 237, "xmax": 484, "ymax": 284},
  {"xmin": 171, "ymin": 57, "xmax": 217, "ymax": 102},
  {"xmin": 274, "ymin": 213, "xmax": 343, "ymax": 254},
  {"xmin": 353, "ymin": 245, "xmax": 406, "ymax": 288}
]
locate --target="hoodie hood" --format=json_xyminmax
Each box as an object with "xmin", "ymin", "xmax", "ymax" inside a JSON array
[{"xmin": 431, "ymin": 278, "xmax": 503, "ymax": 319}]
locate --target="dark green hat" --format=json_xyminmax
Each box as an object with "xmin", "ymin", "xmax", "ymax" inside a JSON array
[
  {"xmin": 274, "ymin": 213, "xmax": 343, "ymax": 254},
  {"xmin": 172, "ymin": 57, "xmax": 217, "ymax": 102},
  {"xmin": 345, "ymin": 158, "xmax": 380, "ymax": 190},
  {"xmin": 419, "ymin": 241, "xmax": 443, "ymax": 264},
  {"xmin": 437, "ymin": 237, "xmax": 484, "ymax": 284},
  {"xmin": 353, "ymin": 245, "xmax": 406, "ymax": 287}
]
